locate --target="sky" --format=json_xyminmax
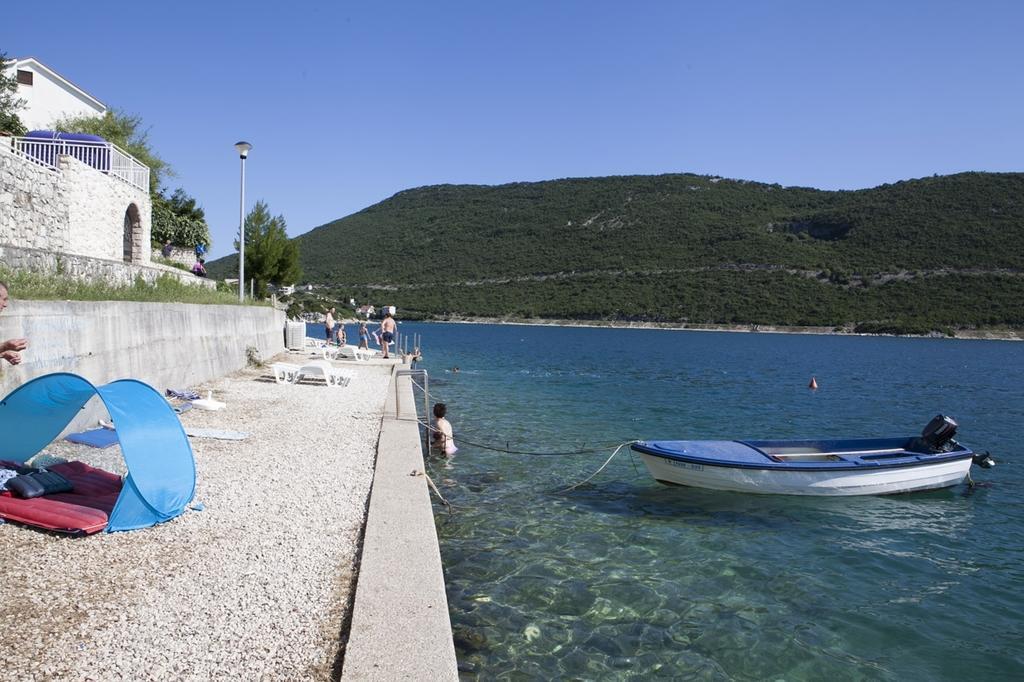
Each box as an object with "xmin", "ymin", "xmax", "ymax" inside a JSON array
[{"xmin": 5, "ymin": 1, "xmax": 1023, "ymax": 259}]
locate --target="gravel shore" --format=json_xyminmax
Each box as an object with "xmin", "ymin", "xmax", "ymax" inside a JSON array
[{"xmin": 0, "ymin": 357, "xmax": 393, "ymax": 680}]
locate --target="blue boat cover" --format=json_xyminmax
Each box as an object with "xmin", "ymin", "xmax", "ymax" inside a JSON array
[
  {"xmin": 0, "ymin": 373, "xmax": 196, "ymax": 532},
  {"xmin": 25, "ymin": 130, "xmax": 107, "ymax": 143}
]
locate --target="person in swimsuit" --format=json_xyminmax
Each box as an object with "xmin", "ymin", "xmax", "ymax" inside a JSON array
[
  {"xmin": 380, "ymin": 312, "xmax": 396, "ymax": 359},
  {"xmin": 358, "ymin": 322, "xmax": 369, "ymax": 350},
  {"xmin": 431, "ymin": 403, "xmax": 457, "ymax": 457},
  {"xmin": 325, "ymin": 307, "xmax": 336, "ymax": 344}
]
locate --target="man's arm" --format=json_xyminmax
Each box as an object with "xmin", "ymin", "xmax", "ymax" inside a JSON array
[{"xmin": 0, "ymin": 338, "xmax": 27, "ymax": 353}]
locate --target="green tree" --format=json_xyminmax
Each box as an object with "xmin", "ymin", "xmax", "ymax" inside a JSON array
[
  {"xmin": 0, "ymin": 51, "xmax": 27, "ymax": 135},
  {"xmin": 235, "ymin": 200, "xmax": 302, "ymax": 298},
  {"xmin": 152, "ymin": 188, "xmax": 211, "ymax": 248},
  {"xmin": 52, "ymin": 109, "xmax": 169, "ymax": 192}
]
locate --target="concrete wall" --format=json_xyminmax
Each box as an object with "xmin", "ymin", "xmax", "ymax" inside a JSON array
[
  {"xmin": 0, "ymin": 144, "xmax": 151, "ymax": 264},
  {"xmin": 0, "ymin": 300, "xmax": 285, "ymax": 398}
]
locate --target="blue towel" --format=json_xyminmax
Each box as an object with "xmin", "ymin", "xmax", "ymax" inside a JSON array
[{"xmin": 65, "ymin": 428, "xmax": 119, "ymax": 449}]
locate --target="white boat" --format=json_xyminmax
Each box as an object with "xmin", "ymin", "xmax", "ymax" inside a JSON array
[{"xmin": 631, "ymin": 416, "xmax": 994, "ymax": 496}]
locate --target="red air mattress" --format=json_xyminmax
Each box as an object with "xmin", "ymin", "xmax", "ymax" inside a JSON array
[{"xmin": 0, "ymin": 460, "xmax": 123, "ymax": 535}]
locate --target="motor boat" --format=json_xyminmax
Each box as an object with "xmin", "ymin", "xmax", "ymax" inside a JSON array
[{"xmin": 630, "ymin": 415, "xmax": 994, "ymax": 496}]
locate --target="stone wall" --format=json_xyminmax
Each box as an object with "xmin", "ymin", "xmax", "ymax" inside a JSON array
[
  {"xmin": 63, "ymin": 155, "xmax": 151, "ymax": 263},
  {"xmin": 152, "ymin": 245, "xmax": 199, "ymax": 268},
  {"xmin": 0, "ymin": 300, "xmax": 286, "ymax": 398},
  {"xmin": 0, "ymin": 144, "xmax": 70, "ymax": 251},
  {"xmin": 0, "ymin": 143, "xmax": 151, "ymax": 264},
  {"xmin": 0, "ymin": 244, "xmax": 217, "ymax": 289}
]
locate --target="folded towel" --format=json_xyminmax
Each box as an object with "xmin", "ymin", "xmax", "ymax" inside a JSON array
[
  {"xmin": 166, "ymin": 388, "xmax": 201, "ymax": 401},
  {"xmin": 65, "ymin": 428, "xmax": 119, "ymax": 449}
]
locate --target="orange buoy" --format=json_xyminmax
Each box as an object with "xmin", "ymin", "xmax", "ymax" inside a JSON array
[{"xmin": 808, "ymin": 376, "xmax": 818, "ymax": 390}]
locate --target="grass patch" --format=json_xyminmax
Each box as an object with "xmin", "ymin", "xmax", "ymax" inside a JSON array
[{"xmin": 1, "ymin": 267, "xmax": 266, "ymax": 306}]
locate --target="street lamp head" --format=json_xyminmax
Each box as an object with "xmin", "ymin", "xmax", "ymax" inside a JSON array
[{"xmin": 234, "ymin": 141, "xmax": 253, "ymax": 159}]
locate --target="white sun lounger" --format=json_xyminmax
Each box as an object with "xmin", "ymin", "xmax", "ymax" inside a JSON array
[
  {"xmin": 294, "ymin": 359, "xmax": 351, "ymax": 387},
  {"xmin": 272, "ymin": 362, "xmax": 303, "ymax": 384},
  {"xmin": 324, "ymin": 344, "xmax": 378, "ymax": 361},
  {"xmin": 272, "ymin": 360, "xmax": 350, "ymax": 386}
]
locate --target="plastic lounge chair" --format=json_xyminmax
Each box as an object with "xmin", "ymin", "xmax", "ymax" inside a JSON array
[
  {"xmin": 320, "ymin": 346, "xmax": 343, "ymax": 360},
  {"xmin": 294, "ymin": 360, "xmax": 351, "ymax": 387},
  {"xmin": 271, "ymin": 362, "xmax": 302, "ymax": 384},
  {"xmin": 329, "ymin": 345, "xmax": 377, "ymax": 361}
]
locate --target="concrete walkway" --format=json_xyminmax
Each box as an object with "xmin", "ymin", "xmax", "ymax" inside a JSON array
[{"xmin": 342, "ymin": 365, "xmax": 458, "ymax": 680}]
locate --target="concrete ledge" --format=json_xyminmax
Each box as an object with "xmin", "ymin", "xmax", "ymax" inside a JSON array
[{"xmin": 342, "ymin": 363, "xmax": 458, "ymax": 680}]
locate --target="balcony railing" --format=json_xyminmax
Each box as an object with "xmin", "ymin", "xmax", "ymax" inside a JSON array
[{"xmin": 7, "ymin": 135, "xmax": 150, "ymax": 192}]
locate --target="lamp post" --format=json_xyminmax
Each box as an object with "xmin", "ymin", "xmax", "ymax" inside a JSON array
[{"xmin": 234, "ymin": 141, "xmax": 252, "ymax": 302}]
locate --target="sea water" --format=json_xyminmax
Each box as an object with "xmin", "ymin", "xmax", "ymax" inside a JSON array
[{"xmin": 403, "ymin": 322, "xmax": 1023, "ymax": 679}]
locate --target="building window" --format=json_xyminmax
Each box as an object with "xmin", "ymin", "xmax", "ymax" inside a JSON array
[{"xmin": 16, "ymin": 70, "xmax": 33, "ymax": 86}]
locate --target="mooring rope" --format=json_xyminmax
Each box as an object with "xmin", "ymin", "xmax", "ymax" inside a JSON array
[{"xmin": 555, "ymin": 440, "xmax": 640, "ymax": 493}]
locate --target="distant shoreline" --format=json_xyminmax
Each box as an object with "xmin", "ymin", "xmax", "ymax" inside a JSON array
[{"xmin": 418, "ymin": 316, "xmax": 1024, "ymax": 341}]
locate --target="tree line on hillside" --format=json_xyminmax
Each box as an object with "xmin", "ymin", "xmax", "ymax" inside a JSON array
[
  {"xmin": 264, "ymin": 171, "xmax": 1021, "ymax": 330},
  {"xmin": 294, "ymin": 172, "xmax": 1024, "ymax": 288}
]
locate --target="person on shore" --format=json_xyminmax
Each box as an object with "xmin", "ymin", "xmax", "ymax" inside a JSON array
[
  {"xmin": 0, "ymin": 282, "xmax": 28, "ymax": 366},
  {"xmin": 191, "ymin": 258, "xmax": 207, "ymax": 277},
  {"xmin": 325, "ymin": 307, "xmax": 336, "ymax": 345},
  {"xmin": 380, "ymin": 311, "xmax": 396, "ymax": 359},
  {"xmin": 431, "ymin": 403, "xmax": 457, "ymax": 457},
  {"xmin": 337, "ymin": 325, "xmax": 347, "ymax": 346},
  {"xmin": 357, "ymin": 321, "xmax": 369, "ymax": 350},
  {"xmin": 161, "ymin": 239, "xmax": 173, "ymax": 258}
]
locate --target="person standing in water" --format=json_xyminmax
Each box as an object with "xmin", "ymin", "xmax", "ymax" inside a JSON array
[
  {"xmin": 431, "ymin": 403, "xmax": 457, "ymax": 457},
  {"xmin": 380, "ymin": 311, "xmax": 396, "ymax": 359}
]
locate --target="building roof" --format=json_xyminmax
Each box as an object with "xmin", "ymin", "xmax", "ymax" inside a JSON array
[{"xmin": 4, "ymin": 56, "xmax": 107, "ymax": 111}]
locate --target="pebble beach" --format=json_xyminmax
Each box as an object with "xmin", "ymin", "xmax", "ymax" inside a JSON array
[{"xmin": 0, "ymin": 356, "xmax": 392, "ymax": 680}]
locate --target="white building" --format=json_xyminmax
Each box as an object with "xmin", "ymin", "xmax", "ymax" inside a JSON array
[{"xmin": 3, "ymin": 57, "xmax": 106, "ymax": 130}]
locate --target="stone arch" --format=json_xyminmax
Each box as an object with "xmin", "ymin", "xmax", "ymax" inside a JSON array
[{"xmin": 123, "ymin": 203, "xmax": 142, "ymax": 263}]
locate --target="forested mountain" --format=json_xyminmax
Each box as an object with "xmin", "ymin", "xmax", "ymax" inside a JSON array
[{"xmin": 208, "ymin": 172, "xmax": 1024, "ymax": 332}]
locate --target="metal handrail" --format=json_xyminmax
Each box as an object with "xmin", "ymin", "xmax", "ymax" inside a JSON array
[
  {"xmin": 7, "ymin": 136, "xmax": 150, "ymax": 192},
  {"xmin": 395, "ymin": 368, "xmax": 430, "ymax": 452}
]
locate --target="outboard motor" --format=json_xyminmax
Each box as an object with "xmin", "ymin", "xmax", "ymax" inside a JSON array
[
  {"xmin": 921, "ymin": 414, "xmax": 958, "ymax": 452},
  {"xmin": 972, "ymin": 451, "xmax": 996, "ymax": 468}
]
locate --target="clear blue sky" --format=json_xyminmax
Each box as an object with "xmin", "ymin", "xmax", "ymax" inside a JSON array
[{"xmin": 6, "ymin": 1, "xmax": 1022, "ymax": 259}]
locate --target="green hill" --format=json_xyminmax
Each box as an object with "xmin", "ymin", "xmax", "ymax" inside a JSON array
[{"xmin": 208, "ymin": 172, "xmax": 1024, "ymax": 332}]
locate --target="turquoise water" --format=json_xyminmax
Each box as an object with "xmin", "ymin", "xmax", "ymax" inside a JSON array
[{"xmin": 406, "ymin": 322, "xmax": 1023, "ymax": 679}]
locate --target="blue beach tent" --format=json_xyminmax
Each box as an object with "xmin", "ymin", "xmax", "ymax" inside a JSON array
[{"xmin": 0, "ymin": 373, "xmax": 196, "ymax": 532}]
